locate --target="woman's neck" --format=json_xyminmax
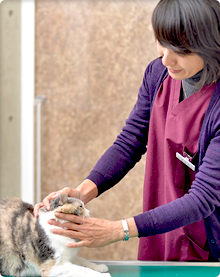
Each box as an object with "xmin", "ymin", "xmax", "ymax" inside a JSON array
[{"xmin": 182, "ymin": 69, "xmax": 203, "ymax": 99}]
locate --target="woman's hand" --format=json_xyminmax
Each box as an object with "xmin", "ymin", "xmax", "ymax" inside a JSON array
[
  {"xmin": 48, "ymin": 213, "xmax": 139, "ymax": 248},
  {"xmin": 48, "ymin": 212, "xmax": 125, "ymax": 248},
  {"xmin": 34, "ymin": 187, "xmax": 80, "ymax": 217},
  {"xmin": 34, "ymin": 179, "xmax": 98, "ymax": 217}
]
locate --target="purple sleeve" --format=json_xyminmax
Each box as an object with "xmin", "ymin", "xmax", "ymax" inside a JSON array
[
  {"xmin": 134, "ymin": 123, "xmax": 220, "ymax": 237},
  {"xmin": 87, "ymin": 77, "xmax": 150, "ymax": 195},
  {"xmin": 86, "ymin": 59, "xmax": 165, "ymax": 195}
]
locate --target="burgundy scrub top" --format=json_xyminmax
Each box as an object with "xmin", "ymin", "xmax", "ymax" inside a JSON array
[{"xmin": 138, "ymin": 75, "xmax": 215, "ymax": 261}]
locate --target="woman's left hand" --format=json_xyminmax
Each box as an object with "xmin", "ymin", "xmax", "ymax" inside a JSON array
[{"xmin": 48, "ymin": 212, "xmax": 125, "ymax": 248}]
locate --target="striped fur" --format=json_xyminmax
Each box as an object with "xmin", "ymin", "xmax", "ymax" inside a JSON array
[{"xmin": 0, "ymin": 191, "xmax": 110, "ymax": 277}]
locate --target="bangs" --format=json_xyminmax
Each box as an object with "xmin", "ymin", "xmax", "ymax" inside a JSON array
[{"xmin": 152, "ymin": 0, "xmax": 193, "ymax": 55}]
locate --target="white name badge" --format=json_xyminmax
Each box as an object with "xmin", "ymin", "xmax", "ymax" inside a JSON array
[{"xmin": 176, "ymin": 152, "xmax": 195, "ymax": 171}]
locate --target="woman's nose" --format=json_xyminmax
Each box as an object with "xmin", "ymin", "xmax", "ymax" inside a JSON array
[{"xmin": 161, "ymin": 49, "xmax": 177, "ymax": 67}]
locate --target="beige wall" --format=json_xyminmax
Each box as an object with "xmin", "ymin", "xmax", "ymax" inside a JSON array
[
  {"xmin": 0, "ymin": 0, "xmax": 21, "ymax": 198},
  {"xmin": 35, "ymin": 0, "xmax": 159, "ymax": 261}
]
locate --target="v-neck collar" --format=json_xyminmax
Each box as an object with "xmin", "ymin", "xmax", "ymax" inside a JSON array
[{"xmin": 169, "ymin": 77, "xmax": 216, "ymax": 117}]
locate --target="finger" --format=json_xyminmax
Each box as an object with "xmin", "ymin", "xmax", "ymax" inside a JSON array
[
  {"xmin": 48, "ymin": 219, "xmax": 60, "ymax": 226},
  {"xmin": 42, "ymin": 192, "xmax": 59, "ymax": 210},
  {"xmin": 33, "ymin": 203, "xmax": 44, "ymax": 217},
  {"xmin": 48, "ymin": 219, "xmax": 71, "ymax": 229},
  {"xmin": 48, "ymin": 219, "xmax": 81, "ymax": 232},
  {"xmin": 67, "ymin": 241, "xmax": 87, "ymax": 248},
  {"xmin": 54, "ymin": 212, "xmax": 86, "ymax": 224},
  {"xmin": 50, "ymin": 192, "xmax": 60, "ymax": 199},
  {"xmin": 52, "ymin": 228, "xmax": 86, "ymax": 241}
]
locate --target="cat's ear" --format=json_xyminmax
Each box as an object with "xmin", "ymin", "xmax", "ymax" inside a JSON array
[{"xmin": 57, "ymin": 188, "xmax": 68, "ymax": 205}]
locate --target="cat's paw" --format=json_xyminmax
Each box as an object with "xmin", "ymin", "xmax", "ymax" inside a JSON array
[{"xmin": 95, "ymin": 263, "xmax": 109, "ymax": 273}]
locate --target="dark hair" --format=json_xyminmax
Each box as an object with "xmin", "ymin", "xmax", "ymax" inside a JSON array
[{"xmin": 152, "ymin": 0, "xmax": 220, "ymax": 88}]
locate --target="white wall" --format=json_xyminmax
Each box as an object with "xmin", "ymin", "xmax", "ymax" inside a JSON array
[{"xmin": 21, "ymin": 0, "xmax": 35, "ymax": 204}]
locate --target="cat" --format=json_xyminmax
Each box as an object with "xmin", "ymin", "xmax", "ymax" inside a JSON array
[{"xmin": 0, "ymin": 189, "xmax": 111, "ymax": 277}]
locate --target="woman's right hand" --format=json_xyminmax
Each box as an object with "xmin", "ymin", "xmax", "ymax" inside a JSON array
[
  {"xmin": 33, "ymin": 187, "xmax": 80, "ymax": 217},
  {"xmin": 33, "ymin": 179, "xmax": 98, "ymax": 217}
]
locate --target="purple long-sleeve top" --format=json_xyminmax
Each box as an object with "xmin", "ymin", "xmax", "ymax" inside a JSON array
[{"xmin": 86, "ymin": 58, "xmax": 220, "ymax": 261}]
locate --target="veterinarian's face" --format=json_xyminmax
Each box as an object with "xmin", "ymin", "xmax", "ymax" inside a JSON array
[{"xmin": 157, "ymin": 41, "xmax": 204, "ymax": 80}]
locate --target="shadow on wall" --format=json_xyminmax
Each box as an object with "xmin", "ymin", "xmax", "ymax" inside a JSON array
[{"xmin": 35, "ymin": 0, "xmax": 159, "ymax": 261}]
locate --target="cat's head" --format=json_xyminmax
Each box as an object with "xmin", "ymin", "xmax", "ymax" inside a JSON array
[{"xmin": 39, "ymin": 189, "xmax": 90, "ymax": 218}]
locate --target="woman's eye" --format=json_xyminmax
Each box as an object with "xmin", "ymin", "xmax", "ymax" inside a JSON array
[
  {"xmin": 174, "ymin": 51, "xmax": 185, "ymax": 57},
  {"xmin": 175, "ymin": 50, "xmax": 192, "ymax": 57}
]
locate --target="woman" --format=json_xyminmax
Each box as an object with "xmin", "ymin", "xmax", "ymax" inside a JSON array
[{"xmin": 34, "ymin": 0, "xmax": 220, "ymax": 261}]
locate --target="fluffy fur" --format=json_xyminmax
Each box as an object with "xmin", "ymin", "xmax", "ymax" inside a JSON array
[{"xmin": 0, "ymin": 190, "xmax": 110, "ymax": 277}]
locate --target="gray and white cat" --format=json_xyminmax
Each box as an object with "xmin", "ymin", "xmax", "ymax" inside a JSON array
[{"xmin": 0, "ymin": 189, "xmax": 110, "ymax": 277}]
